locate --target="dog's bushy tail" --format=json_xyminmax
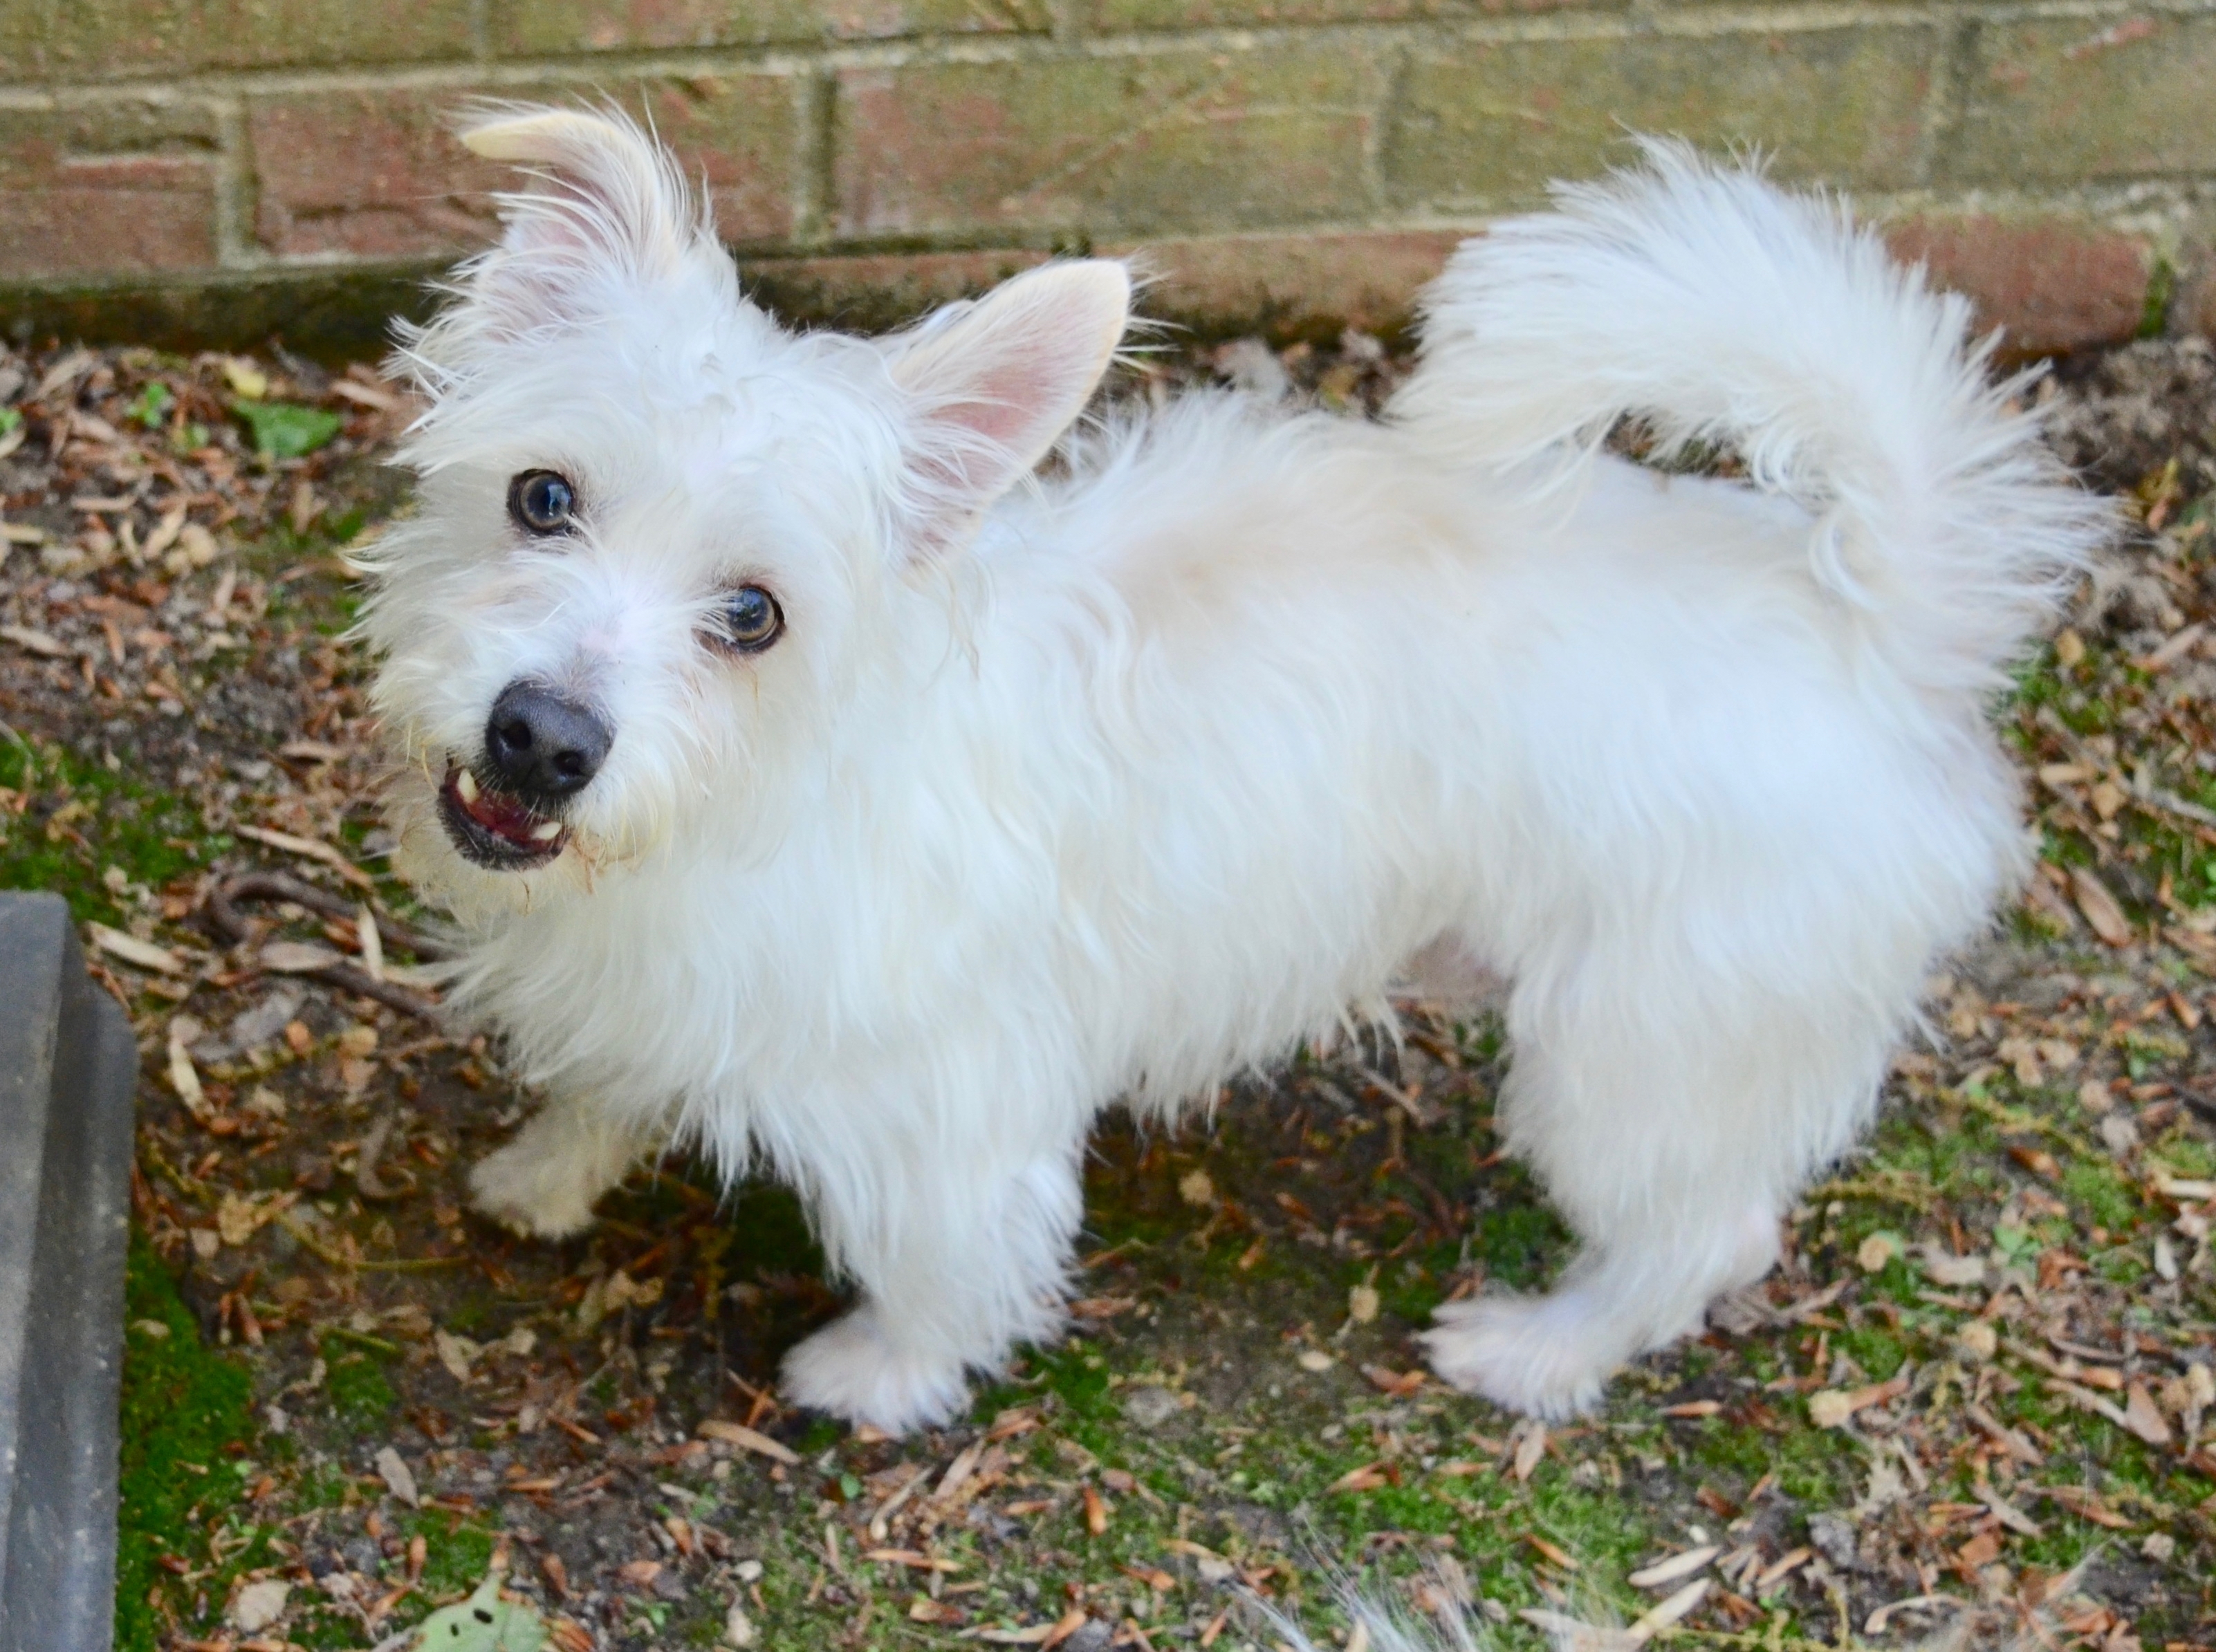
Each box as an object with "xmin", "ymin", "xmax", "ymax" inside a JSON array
[{"xmin": 1392, "ymin": 140, "xmax": 2113, "ymax": 700}]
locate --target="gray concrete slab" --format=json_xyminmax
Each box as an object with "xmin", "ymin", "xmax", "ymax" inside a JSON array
[{"xmin": 0, "ymin": 893, "xmax": 138, "ymax": 1652}]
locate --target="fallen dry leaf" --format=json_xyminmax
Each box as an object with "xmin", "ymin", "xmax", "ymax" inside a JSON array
[
  {"xmin": 697, "ymin": 1419, "xmax": 800, "ymax": 1465},
  {"xmin": 1627, "ymin": 1545, "xmax": 1717, "ymax": 1589},
  {"xmin": 374, "ymin": 1446, "xmax": 418, "ymax": 1508},
  {"xmin": 2070, "ymin": 867, "xmax": 2134, "ymax": 945},
  {"xmin": 1809, "ymin": 1374, "xmax": 1908, "ymax": 1429},
  {"xmin": 1327, "ymin": 1462, "xmax": 1389, "ymax": 1493},
  {"xmin": 1513, "ymin": 1422, "xmax": 1547, "ymax": 1481},
  {"xmin": 89, "ymin": 922, "xmax": 183, "ymax": 974}
]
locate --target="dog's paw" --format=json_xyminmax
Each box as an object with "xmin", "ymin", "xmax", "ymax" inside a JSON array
[
  {"xmin": 468, "ymin": 1137, "xmax": 605, "ymax": 1240},
  {"xmin": 1421, "ymin": 1294, "xmax": 1613, "ymax": 1420},
  {"xmin": 782, "ymin": 1308, "xmax": 970, "ymax": 1436}
]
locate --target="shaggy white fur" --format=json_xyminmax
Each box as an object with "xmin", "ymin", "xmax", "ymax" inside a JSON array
[{"xmin": 362, "ymin": 108, "xmax": 2111, "ymax": 1433}]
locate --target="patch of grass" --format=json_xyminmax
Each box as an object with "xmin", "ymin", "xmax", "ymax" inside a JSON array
[{"xmin": 116, "ymin": 1238, "xmax": 261, "ymax": 1652}]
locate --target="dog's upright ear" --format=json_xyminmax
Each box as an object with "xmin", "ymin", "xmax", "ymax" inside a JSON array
[
  {"xmin": 453, "ymin": 104, "xmax": 713, "ymax": 333},
  {"xmin": 888, "ymin": 260, "xmax": 1132, "ymax": 557}
]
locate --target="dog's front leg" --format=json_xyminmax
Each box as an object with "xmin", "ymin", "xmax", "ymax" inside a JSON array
[
  {"xmin": 470, "ymin": 1093, "xmax": 664, "ymax": 1239},
  {"xmin": 779, "ymin": 1126, "xmax": 1087, "ymax": 1436}
]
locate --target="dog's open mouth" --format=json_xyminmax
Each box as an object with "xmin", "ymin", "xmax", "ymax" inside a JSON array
[{"xmin": 437, "ymin": 763, "xmax": 568, "ymax": 869}]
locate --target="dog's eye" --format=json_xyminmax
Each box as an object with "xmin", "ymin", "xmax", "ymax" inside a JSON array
[
  {"xmin": 508, "ymin": 470, "xmax": 576, "ymax": 536},
  {"xmin": 709, "ymin": 584, "xmax": 784, "ymax": 654}
]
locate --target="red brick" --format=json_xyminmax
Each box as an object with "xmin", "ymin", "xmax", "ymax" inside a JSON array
[
  {"xmin": 0, "ymin": 103, "xmax": 219, "ymax": 281},
  {"xmin": 833, "ymin": 44, "xmax": 1388, "ymax": 241},
  {"xmin": 1887, "ymin": 215, "xmax": 2152, "ymax": 355},
  {"xmin": 250, "ymin": 78, "xmax": 803, "ymax": 263}
]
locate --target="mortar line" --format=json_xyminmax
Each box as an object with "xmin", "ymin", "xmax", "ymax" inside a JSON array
[
  {"xmin": 9, "ymin": 176, "xmax": 2216, "ymax": 312},
  {"xmin": 208, "ymin": 91, "xmax": 261, "ymax": 273},
  {"xmin": 1920, "ymin": 8, "xmax": 1981, "ymax": 196},
  {"xmin": 791, "ymin": 62, "xmax": 837, "ymax": 250}
]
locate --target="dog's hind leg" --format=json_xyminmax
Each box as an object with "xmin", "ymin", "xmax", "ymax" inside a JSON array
[
  {"xmin": 470, "ymin": 1092, "xmax": 664, "ymax": 1239},
  {"xmin": 1423, "ymin": 952, "xmax": 1893, "ymax": 1417},
  {"xmin": 1423, "ymin": 1189, "xmax": 1782, "ymax": 1418},
  {"xmin": 779, "ymin": 1114, "xmax": 1089, "ymax": 1436}
]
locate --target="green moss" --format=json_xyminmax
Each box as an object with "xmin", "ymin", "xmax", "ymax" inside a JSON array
[
  {"xmin": 2094, "ymin": 1247, "xmax": 2150, "ymax": 1286},
  {"xmin": 1475, "ymin": 1199, "xmax": 1570, "ymax": 1290},
  {"xmin": 2138, "ymin": 258, "xmax": 2177, "ymax": 340},
  {"xmin": 116, "ymin": 1238, "xmax": 261, "ymax": 1652},
  {"xmin": 400, "ymin": 1514, "xmax": 499, "ymax": 1600},
  {"xmin": 321, "ymin": 1342, "xmax": 398, "ymax": 1425},
  {"xmin": 1376, "ymin": 1243, "xmax": 1461, "ymax": 1323},
  {"xmin": 2158, "ymin": 1135, "xmax": 2215, "ymax": 1180},
  {"xmin": 1028, "ymin": 1340, "xmax": 1115, "ymax": 1427},
  {"xmin": 0, "ymin": 738, "xmax": 214, "ymax": 925},
  {"xmin": 2062, "ymin": 1161, "xmax": 2141, "ymax": 1231},
  {"xmin": 1836, "ymin": 1324, "xmax": 1907, "ymax": 1381},
  {"xmin": 713, "ymin": 1180, "xmax": 822, "ymax": 1283},
  {"xmin": 1524, "ymin": 1478, "xmax": 1655, "ymax": 1593}
]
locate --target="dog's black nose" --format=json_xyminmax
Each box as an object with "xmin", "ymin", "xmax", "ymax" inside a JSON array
[{"xmin": 484, "ymin": 682, "xmax": 612, "ymax": 805}]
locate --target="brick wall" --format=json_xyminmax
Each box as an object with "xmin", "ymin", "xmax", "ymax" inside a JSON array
[{"xmin": 1, "ymin": 0, "xmax": 2208, "ymax": 353}]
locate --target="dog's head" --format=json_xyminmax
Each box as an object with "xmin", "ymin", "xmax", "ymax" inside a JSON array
[{"xmin": 361, "ymin": 106, "xmax": 1129, "ymax": 918}]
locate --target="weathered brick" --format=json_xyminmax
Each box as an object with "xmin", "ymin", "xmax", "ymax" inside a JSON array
[
  {"xmin": 1887, "ymin": 214, "xmax": 2151, "ymax": 355},
  {"xmin": 833, "ymin": 44, "xmax": 1387, "ymax": 241},
  {"xmin": 1387, "ymin": 22, "xmax": 1937, "ymax": 207},
  {"xmin": 1949, "ymin": 11, "xmax": 2216, "ymax": 185},
  {"xmin": 0, "ymin": 0, "xmax": 473, "ymax": 79},
  {"xmin": 490, "ymin": 0, "xmax": 1043, "ymax": 57},
  {"xmin": 0, "ymin": 100, "xmax": 219, "ymax": 281},
  {"xmin": 250, "ymin": 77, "xmax": 803, "ymax": 263}
]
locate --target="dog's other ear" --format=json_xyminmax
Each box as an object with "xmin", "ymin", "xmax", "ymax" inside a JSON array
[
  {"xmin": 456, "ymin": 104, "xmax": 710, "ymax": 326},
  {"xmin": 889, "ymin": 260, "xmax": 1131, "ymax": 557}
]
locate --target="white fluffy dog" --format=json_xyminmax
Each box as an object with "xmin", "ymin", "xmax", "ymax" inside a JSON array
[{"xmin": 363, "ymin": 106, "xmax": 2107, "ymax": 1434}]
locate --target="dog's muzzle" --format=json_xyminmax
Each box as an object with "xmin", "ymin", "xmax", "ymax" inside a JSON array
[
  {"xmin": 437, "ymin": 763, "xmax": 571, "ymax": 869},
  {"xmin": 436, "ymin": 680, "xmax": 613, "ymax": 871}
]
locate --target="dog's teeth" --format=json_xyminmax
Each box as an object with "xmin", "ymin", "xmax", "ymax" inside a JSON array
[
  {"xmin": 530, "ymin": 820, "xmax": 563, "ymax": 842},
  {"xmin": 456, "ymin": 769, "xmax": 479, "ymax": 804}
]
